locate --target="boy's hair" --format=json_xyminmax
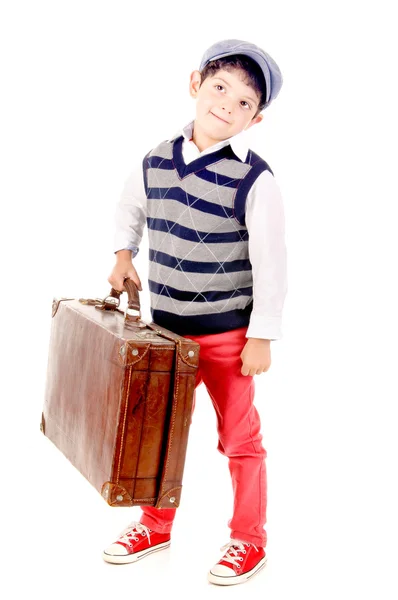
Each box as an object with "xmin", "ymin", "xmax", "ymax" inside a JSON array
[{"xmin": 200, "ymin": 55, "xmax": 267, "ymax": 115}]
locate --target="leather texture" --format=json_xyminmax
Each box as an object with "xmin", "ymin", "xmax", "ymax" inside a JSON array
[{"xmin": 42, "ymin": 285, "xmax": 199, "ymax": 508}]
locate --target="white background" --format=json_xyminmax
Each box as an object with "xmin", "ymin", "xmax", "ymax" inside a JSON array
[{"xmin": 1, "ymin": 1, "xmax": 398, "ymax": 598}]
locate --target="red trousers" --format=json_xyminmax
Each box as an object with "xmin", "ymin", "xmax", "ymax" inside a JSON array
[{"xmin": 140, "ymin": 327, "xmax": 267, "ymax": 547}]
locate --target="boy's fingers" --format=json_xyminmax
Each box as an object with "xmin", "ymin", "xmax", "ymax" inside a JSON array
[
  {"xmin": 115, "ymin": 277, "xmax": 127, "ymax": 292},
  {"xmin": 242, "ymin": 363, "xmax": 266, "ymax": 377},
  {"xmin": 107, "ymin": 275, "xmax": 121, "ymax": 291},
  {"xmin": 108, "ymin": 266, "xmax": 142, "ymax": 293}
]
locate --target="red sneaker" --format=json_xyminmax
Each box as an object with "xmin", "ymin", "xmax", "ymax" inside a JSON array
[
  {"xmin": 208, "ymin": 539, "xmax": 267, "ymax": 585},
  {"xmin": 102, "ymin": 522, "xmax": 171, "ymax": 564}
]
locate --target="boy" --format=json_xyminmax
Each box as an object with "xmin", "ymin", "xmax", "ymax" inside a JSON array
[{"xmin": 105, "ymin": 39, "xmax": 287, "ymax": 586}]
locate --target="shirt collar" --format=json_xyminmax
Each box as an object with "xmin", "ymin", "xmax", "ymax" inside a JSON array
[{"xmin": 168, "ymin": 120, "xmax": 249, "ymax": 162}]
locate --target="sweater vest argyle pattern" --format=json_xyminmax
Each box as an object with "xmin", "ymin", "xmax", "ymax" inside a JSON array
[{"xmin": 142, "ymin": 135, "xmax": 273, "ymax": 335}]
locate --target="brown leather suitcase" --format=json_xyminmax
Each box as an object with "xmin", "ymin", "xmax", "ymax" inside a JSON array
[{"xmin": 41, "ymin": 280, "xmax": 199, "ymax": 509}]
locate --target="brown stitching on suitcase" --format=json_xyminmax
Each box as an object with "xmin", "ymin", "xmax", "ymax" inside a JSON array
[
  {"xmin": 159, "ymin": 340, "xmax": 181, "ymax": 499},
  {"xmin": 154, "ymin": 346, "xmax": 174, "ymax": 349},
  {"xmin": 157, "ymin": 486, "xmax": 182, "ymax": 506},
  {"xmin": 179, "ymin": 351, "xmax": 197, "ymax": 367},
  {"xmin": 116, "ymin": 365, "xmax": 133, "ymax": 484},
  {"xmin": 124, "ymin": 343, "xmax": 151, "ymax": 366},
  {"xmin": 131, "ymin": 361, "xmax": 152, "ymax": 500}
]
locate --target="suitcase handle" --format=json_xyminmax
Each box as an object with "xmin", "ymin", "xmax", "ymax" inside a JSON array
[
  {"xmin": 91, "ymin": 278, "xmax": 141, "ymax": 321},
  {"xmin": 109, "ymin": 278, "xmax": 141, "ymax": 320}
]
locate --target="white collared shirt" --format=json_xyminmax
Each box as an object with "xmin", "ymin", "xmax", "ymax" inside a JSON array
[{"xmin": 114, "ymin": 121, "xmax": 287, "ymax": 340}]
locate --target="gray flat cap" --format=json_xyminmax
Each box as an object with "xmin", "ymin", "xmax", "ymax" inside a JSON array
[{"xmin": 199, "ymin": 39, "xmax": 283, "ymax": 108}]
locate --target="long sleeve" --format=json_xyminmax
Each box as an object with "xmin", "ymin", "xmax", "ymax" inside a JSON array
[
  {"xmin": 113, "ymin": 161, "xmax": 148, "ymax": 254},
  {"xmin": 245, "ymin": 170, "xmax": 288, "ymax": 340}
]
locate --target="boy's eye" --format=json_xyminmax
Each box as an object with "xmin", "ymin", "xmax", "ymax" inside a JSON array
[
  {"xmin": 215, "ymin": 84, "xmax": 224, "ymax": 91},
  {"xmin": 241, "ymin": 101, "xmax": 251, "ymax": 109}
]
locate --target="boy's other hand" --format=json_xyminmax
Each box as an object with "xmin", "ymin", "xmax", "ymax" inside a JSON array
[
  {"xmin": 240, "ymin": 338, "xmax": 271, "ymax": 376},
  {"xmin": 108, "ymin": 254, "xmax": 142, "ymax": 292}
]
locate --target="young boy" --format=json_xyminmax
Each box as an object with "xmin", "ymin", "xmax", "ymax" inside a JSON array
[{"xmin": 105, "ymin": 39, "xmax": 287, "ymax": 586}]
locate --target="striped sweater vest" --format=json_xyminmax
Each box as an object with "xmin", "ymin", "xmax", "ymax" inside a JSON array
[{"xmin": 142, "ymin": 135, "xmax": 273, "ymax": 336}]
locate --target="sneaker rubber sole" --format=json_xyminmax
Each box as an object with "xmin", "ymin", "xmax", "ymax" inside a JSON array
[
  {"xmin": 208, "ymin": 555, "xmax": 267, "ymax": 585},
  {"xmin": 102, "ymin": 540, "xmax": 171, "ymax": 564}
]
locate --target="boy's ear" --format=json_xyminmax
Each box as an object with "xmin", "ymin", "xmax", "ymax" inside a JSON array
[
  {"xmin": 189, "ymin": 70, "xmax": 202, "ymax": 98},
  {"xmin": 245, "ymin": 113, "xmax": 264, "ymax": 130}
]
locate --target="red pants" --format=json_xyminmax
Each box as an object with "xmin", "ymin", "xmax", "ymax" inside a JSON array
[{"xmin": 140, "ymin": 327, "xmax": 267, "ymax": 547}]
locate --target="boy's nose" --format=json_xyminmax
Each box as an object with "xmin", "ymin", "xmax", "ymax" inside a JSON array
[{"xmin": 221, "ymin": 105, "xmax": 232, "ymax": 115}]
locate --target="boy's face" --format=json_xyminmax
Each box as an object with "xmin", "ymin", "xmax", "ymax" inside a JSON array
[{"xmin": 189, "ymin": 67, "xmax": 263, "ymax": 148}]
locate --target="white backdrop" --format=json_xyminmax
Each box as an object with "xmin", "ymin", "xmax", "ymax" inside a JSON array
[{"xmin": 1, "ymin": 1, "xmax": 397, "ymax": 598}]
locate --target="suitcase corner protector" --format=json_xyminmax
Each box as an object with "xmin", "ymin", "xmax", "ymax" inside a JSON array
[
  {"xmin": 155, "ymin": 486, "xmax": 182, "ymax": 508},
  {"xmin": 101, "ymin": 482, "xmax": 133, "ymax": 507}
]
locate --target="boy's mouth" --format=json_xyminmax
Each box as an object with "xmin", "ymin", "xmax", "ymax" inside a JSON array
[{"xmin": 210, "ymin": 111, "xmax": 231, "ymax": 125}]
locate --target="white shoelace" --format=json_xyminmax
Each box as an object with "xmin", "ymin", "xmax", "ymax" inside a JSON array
[
  {"xmin": 219, "ymin": 540, "xmax": 258, "ymax": 568},
  {"xmin": 117, "ymin": 522, "xmax": 152, "ymax": 546}
]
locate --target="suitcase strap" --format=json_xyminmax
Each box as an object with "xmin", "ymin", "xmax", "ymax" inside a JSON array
[
  {"xmin": 154, "ymin": 334, "xmax": 198, "ymax": 508},
  {"xmin": 156, "ymin": 339, "xmax": 184, "ymax": 508}
]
